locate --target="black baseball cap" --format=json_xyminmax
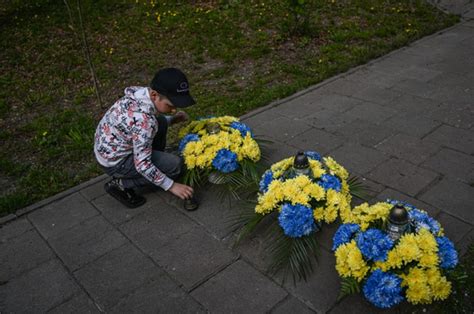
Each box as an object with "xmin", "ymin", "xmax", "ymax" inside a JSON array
[{"xmin": 150, "ymin": 68, "xmax": 195, "ymax": 108}]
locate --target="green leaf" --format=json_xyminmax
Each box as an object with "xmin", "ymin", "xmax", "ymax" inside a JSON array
[
  {"xmin": 267, "ymin": 230, "xmax": 319, "ymax": 283},
  {"xmin": 348, "ymin": 175, "xmax": 370, "ymax": 201},
  {"xmin": 337, "ymin": 277, "xmax": 360, "ymax": 301}
]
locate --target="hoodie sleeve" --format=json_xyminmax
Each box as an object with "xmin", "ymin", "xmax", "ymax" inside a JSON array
[{"xmin": 130, "ymin": 111, "xmax": 174, "ymax": 190}]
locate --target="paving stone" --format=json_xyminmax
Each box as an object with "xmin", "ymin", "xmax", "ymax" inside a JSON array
[
  {"xmin": 391, "ymin": 79, "xmax": 442, "ymax": 100},
  {"xmin": 79, "ymin": 178, "xmax": 108, "ymax": 201},
  {"xmin": 49, "ymin": 216, "xmax": 128, "ymax": 271},
  {"xmin": 0, "ymin": 229, "xmax": 54, "ymax": 282},
  {"xmin": 328, "ymin": 294, "xmax": 395, "ymax": 314},
  {"xmin": 424, "ymin": 124, "xmax": 474, "ymax": 155},
  {"xmin": 426, "ymin": 102, "xmax": 474, "ymax": 129},
  {"xmin": 264, "ymin": 140, "xmax": 302, "ymax": 164},
  {"xmin": 425, "ymin": 84, "xmax": 474, "ymax": 103},
  {"xmin": 375, "ymin": 133, "xmax": 441, "ymax": 165},
  {"xmin": 456, "ymin": 228, "xmax": 474, "ymax": 258},
  {"xmin": 257, "ymin": 116, "xmax": 313, "ymax": 143},
  {"xmin": 428, "ymin": 72, "xmax": 474, "ymax": 90},
  {"xmin": 322, "ymin": 79, "xmax": 370, "ymax": 97},
  {"xmin": 29, "ymin": 193, "xmax": 99, "ymax": 239},
  {"xmin": 48, "ymin": 292, "xmax": 101, "ymax": 314},
  {"xmin": 385, "ymin": 93, "xmax": 442, "ymax": 115},
  {"xmin": 354, "ymin": 175, "xmax": 386, "ymax": 200},
  {"xmin": 421, "ymin": 148, "xmax": 474, "ymax": 183},
  {"xmin": 0, "ymin": 217, "xmax": 33, "ymax": 241},
  {"xmin": 290, "ymin": 128, "xmax": 345, "ymax": 155},
  {"xmin": 342, "ymin": 102, "xmax": 398, "ymax": 123},
  {"xmin": 271, "ymin": 296, "xmax": 315, "ymax": 314},
  {"xmin": 419, "ymin": 25, "xmax": 474, "ymax": 47},
  {"xmin": 91, "ymin": 191, "xmax": 158, "ymax": 225},
  {"xmin": 388, "ymin": 50, "xmax": 445, "ymax": 68},
  {"xmin": 242, "ymin": 108, "xmax": 283, "ymax": 135},
  {"xmin": 231, "ymin": 212, "xmax": 279, "ymax": 274},
  {"xmin": 383, "ymin": 112, "xmax": 442, "ymax": 138},
  {"xmin": 74, "ymin": 244, "xmax": 163, "ymax": 310},
  {"xmin": 191, "ymin": 260, "xmax": 287, "ymax": 313},
  {"xmin": 308, "ymin": 93, "xmax": 362, "ymax": 112},
  {"xmin": 375, "ymin": 188, "xmax": 440, "ymax": 218},
  {"xmin": 334, "ymin": 119, "xmax": 396, "ymax": 147},
  {"xmin": 0, "ymin": 259, "xmax": 79, "ymax": 313},
  {"xmin": 367, "ymin": 158, "xmax": 439, "ymax": 197},
  {"xmin": 175, "ymin": 184, "xmax": 241, "ymax": 239},
  {"xmin": 419, "ymin": 178, "xmax": 474, "ymax": 223},
  {"xmin": 282, "ymin": 249, "xmax": 341, "ymax": 313},
  {"xmin": 119, "ymin": 204, "xmax": 195, "ymax": 252},
  {"xmin": 276, "ymin": 100, "xmax": 325, "ymax": 119},
  {"xmin": 314, "ymin": 221, "xmax": 339, "ymax": 252},
  {"xmin": 329, "ymin": 143, "xmax": 390, "ymax": 175},
  {"xmin": 436, "ymin": 211, "xmax": 473, "ymax": 244},
  {"xmin": 150, "ymin": 226, "xmax": 237, "ymax": 289},
  {"xmin": 305, "ymin": 110, "xmax": 360, "ymax": 134},
  {"xmin": 304, "ymin": 107, "xmax": 344, "ymax": 124},
  {"xmin": 399, "ymin": 65, "xmax": 443, "ymax": 82},
  {"xmin": 352, "ymin": 86, "xmax": 402, "ymax": 106},
  {"xmin": 344, "ymin": 68, "xmax": 403, "ymax": 88},
  {"xmin": 110, "ymin": 273, "xmax": 205, "ymax": 313}
]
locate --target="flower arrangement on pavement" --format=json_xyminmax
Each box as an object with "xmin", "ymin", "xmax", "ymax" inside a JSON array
[
  {"xmin": 333, "ymin": 199, "xmax": 459, "ymax": 309},
  {"xmin": 178, "ymin": 116, "xmax": 263, "ymax": 188},
  {"xmin": 236, "ymin": 151, "xmax": 364, "ymax": 282}
]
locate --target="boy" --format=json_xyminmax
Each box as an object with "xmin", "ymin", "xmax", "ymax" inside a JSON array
[{"xmin": 94, "ymin": 67, "xmax": 197, "ymax": 210}]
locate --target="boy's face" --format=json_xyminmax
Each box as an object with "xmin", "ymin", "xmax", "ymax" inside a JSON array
[{"xmin": 150, "ymin": 90, "xmax": 177, "ymax": 114}]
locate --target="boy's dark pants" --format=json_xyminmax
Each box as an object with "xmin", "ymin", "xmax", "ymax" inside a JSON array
[{"xmin": 102, "ymin": 115, "xmax": 183, "ymax": 189}]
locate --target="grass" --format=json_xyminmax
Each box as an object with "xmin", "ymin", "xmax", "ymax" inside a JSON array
[{"xmin": 0, "ymin": 0, "xmax": 458, "ymax": 216}]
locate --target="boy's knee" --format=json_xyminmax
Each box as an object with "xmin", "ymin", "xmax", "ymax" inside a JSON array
[{"xmin": 167, "ymin": 155, "xmax": 184, "ymax": 179}]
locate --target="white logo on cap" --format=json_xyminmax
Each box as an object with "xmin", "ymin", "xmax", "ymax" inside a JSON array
[{"xmin": 177, "ymin": 82, "xmax": 189, "ymax": 93}]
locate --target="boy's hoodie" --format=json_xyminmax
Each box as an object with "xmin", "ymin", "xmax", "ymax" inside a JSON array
[{"xmin": 94, "ymin": 86, "xmax": 173, "ymax": 190}]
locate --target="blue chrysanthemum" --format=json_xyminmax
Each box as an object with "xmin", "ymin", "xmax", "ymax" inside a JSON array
[
  {"xmin": 230, "ymin": 121, "xmax": 253, "ymax": 137},
  {"xmin": 363, "ymin": 270, "xmax": 404, "ymax": 309},
  {"xmin": 436, "ymin": 236, "xmax": 458, "ymax": 269},
  {"xmin": 408, "ymin": 209, "xmax": 441, "ymax": 234},
  {"xmin": 318, "ymin": 174, "xmax": 342, "ymax": 192},
  {"xmin": 278, "ymin": 203, "xmax": 317, "ymax": 238},
  {"xmin": 259, "ymin": 170, "xmax": 274, "ymax": 193},
  {"xmin": 212, "ymin": 149, "xmax": 239, "ymax": 173},
  {"xmin": 356, "ymin": 228, "xmax": 394, "ymax": 262},
  {"xmin": 178, "ymin": 133, "xmax": 200, "ymax": 152},
  {"xmin": 304, "ymin": 151, "xmax": 321, "ymax": 161},
  {"xmin": 332, "ymin": 223, "xmax": 360, "ymax": 251}
]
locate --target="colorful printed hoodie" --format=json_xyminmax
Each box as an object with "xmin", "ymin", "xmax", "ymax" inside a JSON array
[{"xmin": 94, "ymin": 86, "xmax": 173, "ymax": 190}]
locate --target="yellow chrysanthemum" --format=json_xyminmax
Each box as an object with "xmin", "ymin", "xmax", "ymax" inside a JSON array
[
  {"xmin": 313, "ymin": 207, "xmax": 324, "ymax": 221},
  {"xmin": 335, "ymin": 240, "xmax": 369, "ymax": 282},
  {"xmin": 323, "ymin": 156, "xmax": 349, "ymax": 179},
  {"xmin": 309, "ymin": 159, "xmax": 325, "ymax": 177},
  {"xmin": 270, "ymin": 158, "xmax": 293, "ymax": 177}
]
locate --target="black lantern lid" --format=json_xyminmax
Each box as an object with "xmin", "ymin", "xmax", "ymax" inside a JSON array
[
  {"xmin": 206, "ymin": 122, "xmax": 221, "ymax": 134},
  {"xmin": 293, "ymin": 151, "xmax": 309, "ymax": 169},
  {"xmin": 389, "ymin": 204, "xmax": 409, "ymax": 225}
]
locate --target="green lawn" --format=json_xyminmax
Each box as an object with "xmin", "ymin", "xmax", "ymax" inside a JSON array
[{"xmin": 0, "ymin": 0, "xmax": 458, "ymax": 216}]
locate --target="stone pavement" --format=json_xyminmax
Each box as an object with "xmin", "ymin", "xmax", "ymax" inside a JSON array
[{"xmin": 2, "ymin": 9, "xmax": 474, "ymax": 314}]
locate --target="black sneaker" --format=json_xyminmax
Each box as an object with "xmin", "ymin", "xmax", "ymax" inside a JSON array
[
  {"xmin": 104, "ymin": 179, "xmax": 146, "ymax": 208},
  {"xmin": 184, "ymin": 196, "xmax": 199, "ymax": 211}
]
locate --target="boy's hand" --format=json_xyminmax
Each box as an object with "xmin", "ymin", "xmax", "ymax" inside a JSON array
[
  {"xmin": 169, "ymin": 182, "xmax": 194, "ymax": 200},
  {"xmin": 171, "ymin": 111, "xmax": 189, "ymax": 124}
]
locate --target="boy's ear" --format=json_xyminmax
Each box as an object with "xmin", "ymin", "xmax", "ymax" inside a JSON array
[{"xmin": 149, "ymin": 89, "xmax": 159, "ymax": 100}]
